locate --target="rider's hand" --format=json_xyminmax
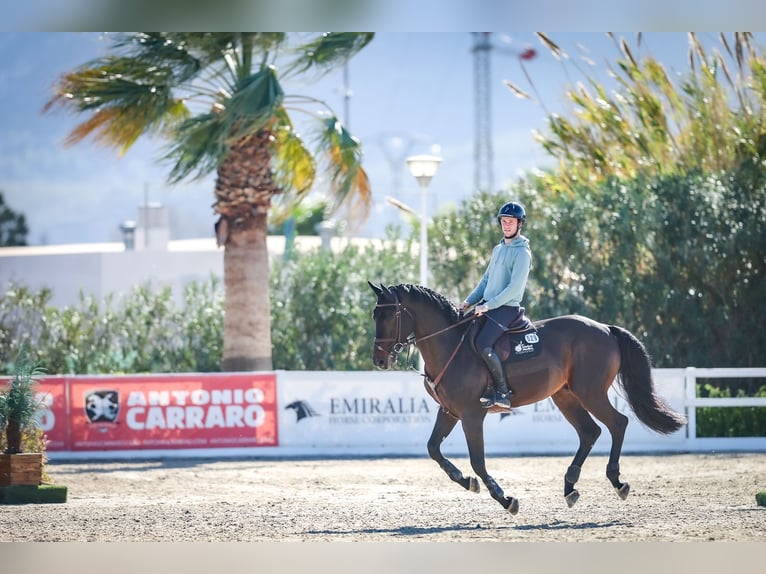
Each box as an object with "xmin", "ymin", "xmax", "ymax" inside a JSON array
[
  {"xmin": 475, "ymin": 304, "xmax": 489, "ymax": 315},
  {"xmin": 460, "ymin": 300, "xmax": 470, "ymax": 312}
]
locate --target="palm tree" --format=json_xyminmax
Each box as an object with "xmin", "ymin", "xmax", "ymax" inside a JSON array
[{"xmin": 45, "ymin": 32, "xmax": 374, "ymax": 371}]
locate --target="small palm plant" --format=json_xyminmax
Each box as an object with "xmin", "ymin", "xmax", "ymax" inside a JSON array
[{"xmin": 0, "ymin": 351, "xmax": 46, "ymax": 454}]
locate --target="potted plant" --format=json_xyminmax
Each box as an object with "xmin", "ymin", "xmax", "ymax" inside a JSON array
[
  {"xmin": 0, "ymin": 351, "xmax": 47, "ymax": 487},
  {"xmin": 0, "ymin": 354, "xmax": 45, "ymax": 454}
]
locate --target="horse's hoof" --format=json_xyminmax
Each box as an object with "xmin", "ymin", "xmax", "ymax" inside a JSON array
[
  {"xmin": 469, "ymin": 477, "xmax": 480, "ymax": 493},
  {"xmin": 505, "ymin": 497, "xmax": 519, "ymax": 515},
  {"xmin": 616, "ymin": 482, "xmax": 630, "ymax": 500},
  {"xmin": 565, "ymin": 489, "xmax": 580, "ymax": 508}
]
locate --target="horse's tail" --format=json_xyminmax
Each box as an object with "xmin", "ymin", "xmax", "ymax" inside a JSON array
[{"xmin": 609, "ymin": 325, "xmax": 687, "ymax": 435}]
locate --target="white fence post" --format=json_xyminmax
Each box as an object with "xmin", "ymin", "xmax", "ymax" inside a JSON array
[{"xmin": 685, "ymin": 367, "xmax": 697, "ymax": 441}]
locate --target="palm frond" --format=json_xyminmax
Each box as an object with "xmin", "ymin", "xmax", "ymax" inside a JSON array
[
  {"xmin": 271, "ymin": 108, "xmax": 317, "ymax": 197},
  {"xmin": 286, "ymin": 33, "xmax": 374, "ymax": 79},
  {"xmin": 44, "ymin": 56, "xmax": 189, "ymax": 153},
  {"xmin": 0, "ymin": 350, "xmax": 46, "ymax": 428},
  {"xmin": 165, "ymin": 113, "xmax": 231, "ymax": 182},
  {"xmin": 109, "ymin": 33, "xmax": 205, "ymax": 83},
  {"xmin": 226, "ymin": 66, "xmax": 284, "ymax": 134},
  {"xmin": 316, "ymin": 117, "xmax": 371, "ymax": 218}
]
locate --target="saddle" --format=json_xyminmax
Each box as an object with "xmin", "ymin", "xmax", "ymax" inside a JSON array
[{"xmin": 468, "ymin": 308, "xmax": 542, "ymax": 363}]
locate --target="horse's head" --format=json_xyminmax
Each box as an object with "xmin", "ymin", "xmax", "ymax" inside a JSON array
[{"xmin": 368, "ymin": 281, "xmax": 416, "ymax": 370}]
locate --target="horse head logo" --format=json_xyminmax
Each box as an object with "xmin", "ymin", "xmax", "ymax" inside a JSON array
[{"xmin": 285, "ymin": 400, "xmax": 320, "ymax": 422}]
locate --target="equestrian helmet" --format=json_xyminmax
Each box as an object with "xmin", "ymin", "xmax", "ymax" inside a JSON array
[{"xmin": 497, "ymin": 201, "xmax": 526, "ymax": 224}]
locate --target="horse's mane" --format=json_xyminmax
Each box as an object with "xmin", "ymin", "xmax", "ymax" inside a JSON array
[{"xmin": 392, "ymin": 284, "xmax": 460, "ymax": 323}]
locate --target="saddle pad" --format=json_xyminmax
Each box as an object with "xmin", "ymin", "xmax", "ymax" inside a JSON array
[{"xmin": 494, "ymin": 329, "xmax": 542, "ymax": 363}]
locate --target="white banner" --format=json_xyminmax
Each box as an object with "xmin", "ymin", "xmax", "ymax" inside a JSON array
[{"xmin": 276, "ymin": 369, "xmax": 688, "ymax": 457}]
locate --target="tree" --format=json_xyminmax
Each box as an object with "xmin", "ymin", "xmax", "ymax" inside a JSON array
[
  {"xmin": 506, "ymin": 33, "xmax": 766, "ymax": 196},
  {"xmin": 44, "ymin": 32, "xmax": 374, "ymax": 371},
  {"xmin": 0, "ymin": 191, "xmax": 29, "ymax": 246}
]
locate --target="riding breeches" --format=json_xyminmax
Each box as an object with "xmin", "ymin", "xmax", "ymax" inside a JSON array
[{"xmin": 476, "ymin": 305, "xmax": 521, "ymax": 350}]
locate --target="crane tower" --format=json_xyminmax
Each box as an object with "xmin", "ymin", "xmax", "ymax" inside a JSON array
[{"xmin": 472, "ymin": 32, "xmax": 493, "ymax": 193}]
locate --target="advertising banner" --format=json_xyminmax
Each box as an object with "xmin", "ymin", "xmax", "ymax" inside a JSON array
[
  {"xmin": 278, "ymin": 370, "xmax": 456, "ymax": 455},
  {"xmin": 35, "ymin": 378, "xmax": 70, "ymax": 451},
  {"xmin": 277, "ymin": 370, "xmax": 689, "ymax": 457},
  {"xmin": 481, "ymin": 368, "xmax": 688, "ymax": 454},
  {"xmin": 22, "ymin": 369, "xmax": 689, "ymax": 459},
  {"xmin": 66, "ymin": 373, "xmax": 277, "ymax": 451}
]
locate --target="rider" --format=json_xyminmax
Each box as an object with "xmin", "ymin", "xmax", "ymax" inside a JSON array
[{"xmin": 459, "ymin": 201, "xmax": 531, "ymax": 410}]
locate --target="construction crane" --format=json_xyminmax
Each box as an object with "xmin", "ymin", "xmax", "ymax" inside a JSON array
[
  {"xmin": 472, "ymin": 33, "xmax": 536, "ymax": 194},
  {"xmin": 472, "ymin": 32, "xmax": 493, "ymax": 193}
]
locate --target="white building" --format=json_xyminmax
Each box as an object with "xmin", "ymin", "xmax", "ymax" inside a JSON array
[{"xmin": 0, "ymin": 204, "xmax": 350, "ymax": 307}]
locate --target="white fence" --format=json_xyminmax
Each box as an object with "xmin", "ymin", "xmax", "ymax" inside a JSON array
[{"xmin": 683, "ymin": 367, "xmax": 766, "ymax": 451}]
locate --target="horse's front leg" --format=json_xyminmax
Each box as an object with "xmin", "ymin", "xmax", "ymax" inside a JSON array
[
  {"xmin": 427, "ymin": 408, "xmax": 480, "ymax": 493},
  {"xmin": 462, "ymin": 413, "xmax": 519, "ymax": 515}
]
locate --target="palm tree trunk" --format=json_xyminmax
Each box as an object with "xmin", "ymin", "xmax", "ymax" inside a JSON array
[
  {"xmin": 214, "ymin": 131, "xmax": 278, "ymax": 372},
  {"xmin": 222, "ymin": 212, "xmax": 273, "ymax": 371},
  {"xmin": 5, "ymin": 418, "xmax": 22, "ymax": 454}
]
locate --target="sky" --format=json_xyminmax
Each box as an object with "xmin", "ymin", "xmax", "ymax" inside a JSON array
[{"xmin": 1, "ymin": 31, "xmax": 762, "ymax": 245}]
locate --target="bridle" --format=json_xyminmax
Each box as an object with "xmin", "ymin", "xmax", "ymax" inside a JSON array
[
  {"xmin": 373, "ymin": 294, "xmax": 416, "ymax": 358},
  {"xmin": 373, "ymin": 292, "xmax": 476, "ymax": 387}
]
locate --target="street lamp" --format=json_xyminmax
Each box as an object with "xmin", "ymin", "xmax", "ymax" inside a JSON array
[{"xmin": 405, "ymin": 154, "xmax": 442, "ymax": 287}]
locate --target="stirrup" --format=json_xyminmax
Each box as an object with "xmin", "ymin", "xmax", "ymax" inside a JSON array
[
  {"xmin": 479, "ymin": 385, "xmax": 494, "ymax": 405},
  {"xmin": 482, "ymin": 392, "xmax": 511, "ymax": 410},
  {"xmin": 494, "ymin": 392, "xmax": 511, "ymax": 409}
]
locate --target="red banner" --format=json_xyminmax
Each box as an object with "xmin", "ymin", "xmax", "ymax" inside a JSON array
[
  {"xmin": 60, "ymin": 373, "xmax": 278, "ymax": 451},
  {"xmin": 35, "ymin": 378, "xmax": 70, "ymax": 451}
]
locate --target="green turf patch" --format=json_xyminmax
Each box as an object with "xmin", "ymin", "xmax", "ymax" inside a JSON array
[
  {"xmin": 0, "ymin": 484, "xmax": 67, "ymax": 504},
  {"xmin": 757, "ymin": 491, "xmax": 766, "ymax": 507}
]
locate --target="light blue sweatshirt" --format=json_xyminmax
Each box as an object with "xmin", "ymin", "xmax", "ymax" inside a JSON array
[{"xmin": 465, "ymin": 235, "xmax": 531, "ymax": 309}]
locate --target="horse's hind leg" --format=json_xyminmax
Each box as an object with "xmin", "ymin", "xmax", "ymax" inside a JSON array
[
  {"xmin": 578, "ymin": 392, "xmax": 630, "ymax": 501},
  {"xmin": 551, "ymin": 389, "xmax": 602, "ymax": 508},
  {"xmin": 427, "ymin": 408, "xmax": 480, "ymax": 493}
]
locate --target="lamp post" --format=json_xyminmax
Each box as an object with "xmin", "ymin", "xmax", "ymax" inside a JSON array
[{"xmin": 405, "ymin": 154, "xmax": 442, "ymax": 287}]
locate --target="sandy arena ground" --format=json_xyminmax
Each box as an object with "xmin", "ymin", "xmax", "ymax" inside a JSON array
[{"xmin": 1, "ymin": 452, "xmax": 764, "ymax": 542}]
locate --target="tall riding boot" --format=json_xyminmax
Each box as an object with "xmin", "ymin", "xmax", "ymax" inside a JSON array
[{"xmin": 479, "ymin": 347, "xmax": 511, "ymax": 409}]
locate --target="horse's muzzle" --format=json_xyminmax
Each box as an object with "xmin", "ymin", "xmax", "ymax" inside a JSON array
[{"xmin": 373, "ymin": 346, "xmax": 396, "ymax": 370}]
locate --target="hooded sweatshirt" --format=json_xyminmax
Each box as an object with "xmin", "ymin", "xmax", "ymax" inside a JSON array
[{"xmin": 465, "ymin": 235, "xmax": 531, "ymax": 309}]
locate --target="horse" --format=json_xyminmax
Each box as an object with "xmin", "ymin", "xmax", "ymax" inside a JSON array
[{"xmin": 368, "ymin": 281, "xmax": 686, "ymax": 515}]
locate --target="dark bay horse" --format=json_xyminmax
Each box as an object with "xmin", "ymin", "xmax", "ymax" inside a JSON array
[{"xmin": 369, "ymin": 281, "xmax": 686, "ymax": 514}]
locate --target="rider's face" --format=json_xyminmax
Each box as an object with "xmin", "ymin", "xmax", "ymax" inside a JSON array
[{"xmin": 499, "ymin": 216, "xmax": 519, "ymax": 237}]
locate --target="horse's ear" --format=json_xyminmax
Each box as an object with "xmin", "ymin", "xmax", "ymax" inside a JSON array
[{"xmin": 367, "ymin": 280, "xmax": 383, "ymax": 296}]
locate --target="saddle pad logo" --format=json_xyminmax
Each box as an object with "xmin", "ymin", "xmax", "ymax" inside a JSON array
[
  {"xmin": 85, "ymin": 390, "xmax": 120, "ymax": 423},
  {"xmin": 524, "ymin": 333, "xmax": 540, "ymax": 344},
  {"xmin": 514, "ymin": 341, "xmax": 537, "ymax": 355}
]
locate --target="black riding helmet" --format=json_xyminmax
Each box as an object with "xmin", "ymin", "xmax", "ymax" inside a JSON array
[{"xmin": 497, "ymin": 201, "xmax": 526, "ymax": 224}]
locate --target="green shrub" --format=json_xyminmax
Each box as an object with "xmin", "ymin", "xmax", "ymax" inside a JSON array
[
  {"xmin": 0, "ymin": 277, "xmax": 225, "ymax": 374},
  {"xmin": 270, "ymin": 228, "xmax": 418, "ymax": 370},
  {"xmin": 695, "ymin": 383, "xmax": 766, "ymax": 437}
]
